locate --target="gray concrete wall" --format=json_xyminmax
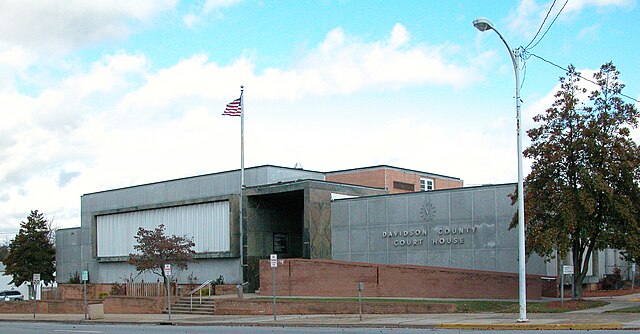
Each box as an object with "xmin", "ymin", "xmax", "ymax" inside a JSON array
[
  {"xmin": 57, "ymin": 166, "xmax": 324, "ymax": 284},
  {"xmin": 331, "ymin": 183, "xmax": 548, "ymax": 275},
  {"xmin": 93, "ymin": 258, "xmax": 240, "ymax": 284},
  {"xmin": 55, "ymin": 227, "xmax": 83, "ymax": 283}
]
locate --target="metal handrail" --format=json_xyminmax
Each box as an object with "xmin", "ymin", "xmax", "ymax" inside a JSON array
[{"xmin": 189, "ymin": 280, "xmax": 212, "ymax": 310}]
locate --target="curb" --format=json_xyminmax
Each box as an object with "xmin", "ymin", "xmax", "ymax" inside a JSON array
[{"xmin": 436, "ymin": 322, "xmax": 623, "ymax": 330}]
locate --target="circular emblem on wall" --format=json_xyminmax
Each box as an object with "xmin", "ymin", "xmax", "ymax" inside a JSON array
[{"xmin": 420, "ymin": 199, "xmax": 436, "ymax": 223}]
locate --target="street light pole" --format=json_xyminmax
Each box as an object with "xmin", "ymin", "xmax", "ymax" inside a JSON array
[{"xmin": 473, "ymin": 17, "xmax": 528, "ymax": 323}]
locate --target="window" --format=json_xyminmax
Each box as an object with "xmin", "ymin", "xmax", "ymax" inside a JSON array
[
  {"xmin": 96, "ymin": 201, "xmax": 230, "ymax": 257},
  {"xmin": 393, "ymin": 181, "xmax": 415, "ymax": 191},
  {"xmin": 420, "ymin": 178, "xmax": 434, "ymax": 191}
]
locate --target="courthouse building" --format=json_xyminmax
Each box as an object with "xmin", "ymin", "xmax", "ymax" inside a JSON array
[{"xmin": 56, "ymin": 164, "xmax": 627, "ymax": 290}]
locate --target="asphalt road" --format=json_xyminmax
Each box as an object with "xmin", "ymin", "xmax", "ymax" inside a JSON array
[{"xmin": 1, "ymin": 322, "xmax": 639, "ymax": 334}]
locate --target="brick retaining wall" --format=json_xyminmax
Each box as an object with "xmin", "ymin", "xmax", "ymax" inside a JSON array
[
  {"xmin": 0, "ymin": 297, "xmax": 166, "ymax": 314},
  {"xmin": 103, "ymin": 296, "xmax": 166, "ymax": 314},
  {"xmin": 259, "ymin": 259, "xmax": 543, "ymax": 299},
  {"xmin": 57, "ymin": 284, "xmax": 113, "ymax": 300},
  {"xmin": 0, "ymin": 300, "xmax": 98, "ymax": 314},
  {"xmin": 214, "ymin": 299, "xmax": 456, "ymax": 315}
]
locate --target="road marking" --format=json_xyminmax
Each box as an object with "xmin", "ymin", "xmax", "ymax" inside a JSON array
[{"xmin": 53, "ymin": 330, "xmax": 103, "ymax": 333}]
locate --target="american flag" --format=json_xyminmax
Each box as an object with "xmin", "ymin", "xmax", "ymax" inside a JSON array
[{"xmin": 222, "ymin": 97, "xmax": 242, "ymax": 116}]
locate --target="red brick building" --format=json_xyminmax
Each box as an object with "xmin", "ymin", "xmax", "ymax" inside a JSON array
[{"xmin": 326, "ymin": 165, "xmax": 463, "ymax": 194}]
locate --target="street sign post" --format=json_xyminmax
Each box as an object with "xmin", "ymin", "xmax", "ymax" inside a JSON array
[
  {"xmin": 562, "ymin": 265, "xmax": 575, "ymax": 301},
  {"xmin": 270, "ymin": 254, "xmax": 277, "ymax": 321},
  {"xmin": 164, "ymin": 264, "xmax": 172, "ymax": 321},
  {"xmin": 82, "ymin": 270, "xmax": 89, "ymax": 319},
  {"xmin": 32, "ymin": 274, "xmax": 40, "ymax": 319},
  {"xmin": 358, "ymin": 282, "xmax": 364, "ymax": 321}
]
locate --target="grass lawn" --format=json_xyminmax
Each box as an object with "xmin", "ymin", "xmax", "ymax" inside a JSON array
[
  {"xmin": 606, "ymin": 306, "xmax": 640, "ymax": 313},
  {"xmin": 261, "ymin": 297, "xmax": 608, "ymax": 313}
]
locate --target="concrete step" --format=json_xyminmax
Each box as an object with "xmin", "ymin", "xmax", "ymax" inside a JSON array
[
  {"xmin": 163, "ymin": 309, "xmax": 215, "ymax": 315},
  {"xmin": 172, "ymin": 305, "xmax": 215, "ymax": 310},
  {"xmin": 165, "ymin": 298, "xmax": 216, "ymax": 315},
  {"xmin": 172, "ymin": 303, "xmax": 214, "ymax": 308}
]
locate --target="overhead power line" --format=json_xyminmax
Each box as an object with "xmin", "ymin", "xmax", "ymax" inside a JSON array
[
  {"xmin": 525, "ymin": 0, "xmax": 557, "ymax": 50},
  {"xmin": 527, "ymin": 0, "xmax": 568, "ymax": 51},
  {"xmin": 527, "ymin": 51, "xmax": 640, "ymax": 103}
]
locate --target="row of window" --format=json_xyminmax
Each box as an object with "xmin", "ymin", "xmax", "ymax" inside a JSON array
[
  {"xmin": 420, "ymin": 178, "xmax": 434, "ymax": 191},
  {"xmin": 392, "ymin": 178, "xmax": 434, "ymax": 191}
]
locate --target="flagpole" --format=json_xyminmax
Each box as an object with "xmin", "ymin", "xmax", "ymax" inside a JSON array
[{"xmin": 239, "ymin": 85, "xmax": 245, "ymax": 284}]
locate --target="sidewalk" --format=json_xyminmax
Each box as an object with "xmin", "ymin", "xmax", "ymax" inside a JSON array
[{"xmin": 1, "ymin": 294, "xmax": 638, "ymax": 330}]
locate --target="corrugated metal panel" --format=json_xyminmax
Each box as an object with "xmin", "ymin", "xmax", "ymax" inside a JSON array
[{"xmin": 97, "ymin": 201, "xmax": 230, "ymax": 257}]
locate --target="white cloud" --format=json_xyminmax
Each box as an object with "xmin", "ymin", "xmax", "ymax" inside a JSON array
[
  {"xmin": 577, "ymin": 24, "xmax": 602, "ymax": 40},
  {"xmin": 0, "ymin": 43, "xmax": 39, "ymax": 91},
  {"xmin": 564, "ymin": 0, "xmax": 635, "ymax": 12},
  {"xmin": 122, "ymin": 23, "xmax": 478, "ymax": 113},
  {"xmin": 203, "ymin": 0, "xmax": 243, "ymax": 13},
  {"xmin": 507, "ymin": 0, "xmax": 634, "ymax": 39},
  {"xmin": 182, "ymin": 0, "xmax": 243, "ymax": 27},
  {"xmin": 0, "ymin": 0, "xmax": 178, "ymax": 53},
  {"xmin": 0, "ymin": 24, "xmax": 484, "ymax": 233},
  {"xmin": 183, "ymin": 13, "xmax": 201, "ymax": 28}
]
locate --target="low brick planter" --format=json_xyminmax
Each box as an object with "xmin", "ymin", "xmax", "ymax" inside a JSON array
[
  {"xmin": 103, "ymin": 296, "xmax": 166, "ymax": 314},
  {"xmin": 0, "ymin": 300, "xmax": 100, "ymax": 314},
  {"xmin": 214, "ymin": 284, "xmax": 238, "ymax": 295}
]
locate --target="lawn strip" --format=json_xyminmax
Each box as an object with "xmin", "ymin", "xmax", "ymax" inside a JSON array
[{"xmin": 254, "ymin": 297, "xmax": 607, "ymax": 313}]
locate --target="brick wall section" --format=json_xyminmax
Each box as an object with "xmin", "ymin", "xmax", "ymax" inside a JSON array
[
  {"xmin": 103, "ymin": 296, "xmax": 167, "ymax": 314},
  {"xmin": 214, "ymin": 299, "xmax": 455, "ymax": 315},
  {"xmin": 0, "ymin": 300, "xmax": 98, "ymax": 314},
  {"xmin": 0, "ymin": 297, "xmax": 166, "ymax": 314},
  {"xmin": 541, "ymin": 277, "xmax": 559, "ymax": 298},
  {"xmin": 325, "ymin": 168, "xmax": 463, "ymax": 194},
  {"xmin": 326, "ymin": 169, "xmax": 386, "ymax": 189},
  {"xmin": 215, "ymin": 284, "xmax": 238, "ymax": 295},
  {"xmin": 259, "ymin": 259, "xmax": 542, "ymax": 299},
  {"xmin": 434, "ymin": 178, "xmax": 464, "ymax": 190},
  {"xmin": 57, "ymin": 284, "xmax": 113, "ymax": 300}
]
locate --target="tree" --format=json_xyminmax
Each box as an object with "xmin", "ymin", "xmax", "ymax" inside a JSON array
[
  {"xmin": 0, "ymin": 244, "xmax": 8, "ymax": 262},
  {"xmin": 2, "ymin": 210, "xmax": 56, "ymax": 293},
  {"xmin": 128, "ymin": 224, "xmax": 196, "ymax": 288},
  {"xmin": 513, "ymin": 62, "xmax": 640, "ymax": 299}
]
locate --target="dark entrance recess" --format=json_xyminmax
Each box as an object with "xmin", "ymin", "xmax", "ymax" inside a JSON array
[{"xmin": 245, "ymin": 190, "xmax": 304, "ymax": 290}]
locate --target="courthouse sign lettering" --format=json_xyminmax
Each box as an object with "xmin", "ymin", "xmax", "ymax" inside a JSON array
[{"xmin": 383, "ymin": 225, "xmax": 478, "ymax": 247}]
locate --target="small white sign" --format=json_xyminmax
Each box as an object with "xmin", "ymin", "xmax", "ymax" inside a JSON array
[
  {"xmin": 33, "ymin": 274, "xmax": 41, "ymax": 283},
  {"xmin": 164, "ymin": 264, "xmax": 172, "ymax": 276},
  {"xmin": 563, "ymin": 265, "xmax": 574, "ymax": 275},
  {"xmin": 81, "ymin": 270, "xmax": 89, "ymax": 281},
  {"xmin": 270, "ymin": 254, "xmax": 278, "ymax": 268}
]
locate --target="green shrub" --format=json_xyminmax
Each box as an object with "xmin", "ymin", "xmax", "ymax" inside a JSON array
[
  {"xmin": 601, "ymin": 267, "xmax": 623, "ymax": 290},
  {"xmin": 98, "ymin": 292, "xmax": 109, "ymax": 300},
  {"xmin": 109, "ymin": 283, "xmax": 126, "ymax": 295},
  {"xmin": 68, "ymin": 271, "xmax": 81, "ymax": 284}
]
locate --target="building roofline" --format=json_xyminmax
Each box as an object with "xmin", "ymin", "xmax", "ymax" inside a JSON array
[
  {"xmin": 82, "ymin": 164, "xmax": 462, "ymax": 197},
  {"xmin": 82, "ymin": 164, "xmax": 324, "ymax": 196},
  {"xmin": 326, "ymin": 165, "xmax": 462, "ymax": 181},
  {"xmin": 244, "ymin": 178, "xmax": 387, "ymax": 192},
  {"xmin": 332, "ymin": 182, "xmax": 517, "ymax": 201}
]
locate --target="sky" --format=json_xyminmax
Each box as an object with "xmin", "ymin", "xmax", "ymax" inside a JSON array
[{"xmin": 0, "ymin": 0, "xmax": 639, "ymax": 240}]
